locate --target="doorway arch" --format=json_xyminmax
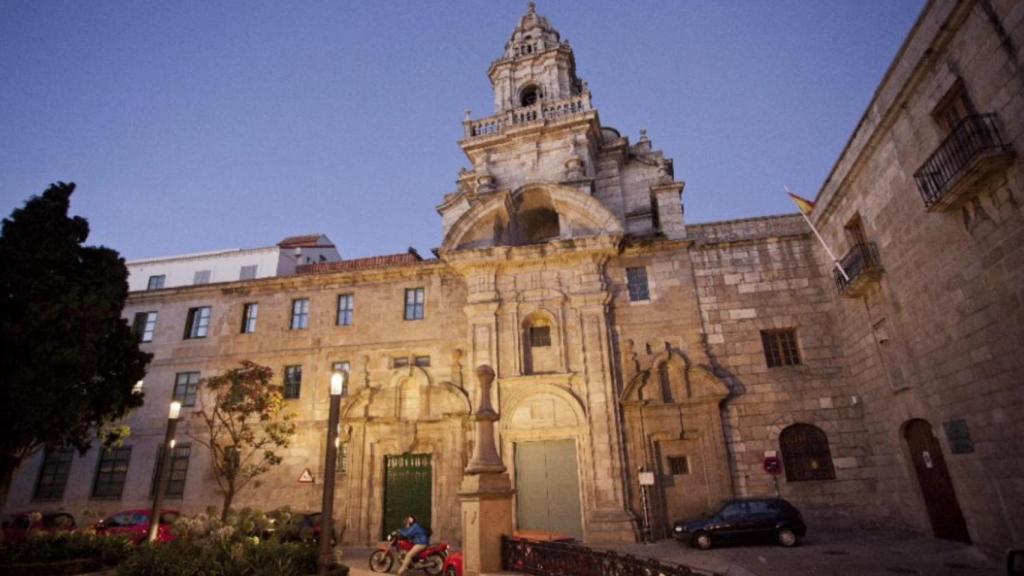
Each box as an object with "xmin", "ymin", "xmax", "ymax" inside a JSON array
[{"xmin": 902, "ymin": 419, "xmax": 970, "ymax": 542}]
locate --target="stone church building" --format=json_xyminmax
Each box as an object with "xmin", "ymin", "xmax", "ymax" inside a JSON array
[{"xmin": 5, "ymin": 0, "xmax": 1023, "ymax": 552}]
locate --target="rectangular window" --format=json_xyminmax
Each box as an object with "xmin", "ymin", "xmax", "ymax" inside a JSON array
[
  {"xmin": 667, "ymin": 455, "xmax": 690, "ymax": 476},
  {"xmin": 336, "ymin": 442, "xmax": 348, "ymax": 476},
  {"xmin": 132, "ymin": 311, "xmax": 158, "ymax": 343},
  {"xmin": 241, "ymin": 303, "xmax": 258, "ymax": 334},
  {"xmin": 404, "ymin": 288, "xmax": 425, "ymax": 320},
  {"xmin": 239, "ymin": 265, "xmax": 258, "ymax": 281},
  {"xmin": 173, "ymin": 372, "xmax": 200, "ymax": 407},
  {"xmin": 283, "ymin": 365, "xmax": 302, "ymax": 399},
  {"xmin": 392, "ymin": 357, "xmax": 409, "ymax": 369},
  {"xmin": 151, "ymin": 444, "xmax": 191, "ymax": 499},
  {"xmin": 291, "ymin": 298, "xmax": 310, "ymax": 330},
  {"xmin": 192, "ymin": 270, "xmax": 211, "ymax": 285},
  {"xmin": 92, "ymin": 447, "xmax": 132, "ymax": 499},
  {"xmin": 933, "ymin": 80, "xmax": 974, "ymax": 134},
  {"xmin": 184, "ymin": 306, "xmax": 211, "ymax": 339},
  {"xmin": 626, "ymin": 267, "xmax": 650, "ymax": 301},
  {"xmin": 147, "ymin": 275, "xmax": 166, "ymax": 290},
  {"xmin": 761, "ymin": 329, "xmax": 801, "ymax": 368},
  {"xmin": 529, "ymin": 326, "xmax": 551, "ymax": 347},
  {"xmin": 337, "ymin": 294, "xmax": 354, "ymax": 326},
  {"xmin": 34, "ymin": 448, "xmax": 74, "ymax": 501},
  {"xmin": 414, "ymin": 355, "xmax": 431, "ymax": 367}
]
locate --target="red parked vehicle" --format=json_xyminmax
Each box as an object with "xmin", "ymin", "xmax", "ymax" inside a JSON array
[
  {"xmin": 1, "ymin": 512, "xmax": 77, "ymax": 543},
  {"xmin": 93, "ymin": 509, "xmax": 179, "ymax": 544},
  {"xmin": 440, "ymin": 550, "xmax": 462, "ymax": 576},
  {"xmin": 369, "ymin": 530, "xmax": 449, "ymax": 575}
]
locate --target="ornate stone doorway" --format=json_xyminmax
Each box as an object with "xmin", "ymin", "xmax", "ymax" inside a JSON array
[
  {"xmin": 514, "ymin": 439, "xmax": 583, "ymax": 539},
  {"xmin": 903, "ymin": 419, "xmax": 970, "ymax": 542}
]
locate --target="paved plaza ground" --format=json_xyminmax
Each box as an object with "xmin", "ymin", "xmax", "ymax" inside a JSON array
[{"xmin": 340, "ymin": 526, "xmax": 1004, "ymax": 576}]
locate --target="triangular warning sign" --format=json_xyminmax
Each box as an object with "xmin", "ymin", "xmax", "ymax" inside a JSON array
[{"xmin": 298, "ymin": 468, "xmax": 314, "ymax": 483}]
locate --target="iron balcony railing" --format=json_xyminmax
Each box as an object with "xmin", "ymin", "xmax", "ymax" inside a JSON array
[
  {"xmin": 913, "ymin": 113, "xmax": 1012, "ymax": 208},
  {"xmin": 501, "ymin": 536, "xmax": 723, "ymax": 576},
  {"xmin": 834, "ymin": 242, "xmax": 883, "ymax": 296}
]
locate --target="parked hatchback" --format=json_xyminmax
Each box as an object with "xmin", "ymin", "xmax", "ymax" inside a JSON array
[
  {"xmin": 94, "ymin": 509, "xmax": 179, "ymax": 544},
  {"xmin": 1, "ymin": 511, "xmax": 76, "ymax": 543},
  {"xmin": 673, "ymin": 497, "xmax": 806, "ymax": 550}
]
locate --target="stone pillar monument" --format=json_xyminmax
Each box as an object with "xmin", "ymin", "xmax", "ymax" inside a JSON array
[{"xmin": 459, "ymin": 365, "xmax": 515, "ymax": 576}]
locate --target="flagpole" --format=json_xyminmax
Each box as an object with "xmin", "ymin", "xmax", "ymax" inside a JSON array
[{"xmin": 785, "ymin": 186, "xmax": 850, "ymax": 282}]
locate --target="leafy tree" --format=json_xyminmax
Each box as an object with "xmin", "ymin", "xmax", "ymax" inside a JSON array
[
  {"xmin": 0, "ymin": 182, "xmax": 151, "ymax": 509},
  {"xmin": 191, "ymin": 361, "xmax": 297, "ymax": 521}
]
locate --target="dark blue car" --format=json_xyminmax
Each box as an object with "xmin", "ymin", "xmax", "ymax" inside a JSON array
[{"xmin": 673, "ymin": 497, "xmax": 806, "ymax": 550}]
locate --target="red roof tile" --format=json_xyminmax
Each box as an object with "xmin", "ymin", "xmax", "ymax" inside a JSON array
[
  {"xmin": 278, "ymin": 234, "xmax": 327, "ymax": 248},
  {"xmin": 296, "ymin": 252, "xmax": 424, "ymax": 275}
]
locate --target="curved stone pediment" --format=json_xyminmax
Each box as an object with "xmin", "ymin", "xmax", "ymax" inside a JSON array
[
  {"xmin": 441, "ymin": 183, "xmax": 622, "ymax": 252},
  {"xmin": 341, "ymin": 366, "xmax": 471, "ymax": 422},
  {"xmin": 620, "ymin": 348, "xmax": 729, "ymax": 406}
]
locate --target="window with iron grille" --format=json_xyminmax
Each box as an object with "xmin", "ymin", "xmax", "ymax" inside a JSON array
[
  {"xmin": 34, "ymin": 448, "xmax": 74, "ymax": 501},
  {"xmin": 529, "ymin": 326, "xmax": 551, "ymax": 347},
  {"xmin": 151, "ymin": 444, "xmax": 191, "ymax": 499},
  {"xmin": 173, "ymin": 372, "xmax": 200, "ymax": 407},
  {"xmin": 392, "ymin": 357, "xmax": 410, "ymax": 368},
  {"xmin": 147, "ymin": 275, "xmax": 166, "ymax": 290},
  {"xmin": 132, "ymin": 311, "xmax": 158, "ymax": 342},
  {"xmin": 283, "ymin": 365, "xmax": 302, "ymax": 399},
  {"xmin": 414, "ymin": 355, "xmax": 431, "ymax": 367},
  {"xmin": 761, "ymin": 329, "xmax": 801, "ymax": 367},
  {"xmin": 241, "ymin": 303, "xmax": 258, "ymax": 334},
  {"xmin": 667, "ymin": 456, "xmax": 689, "ymax": 476},
  {"xmin": 92, "ymin": 447, "xmax": 132, "ymax": 499},
  {"xmin": 337, "ymin": 294, "xmax": 354, "ymax": 326},
  {"xmin": 184, "ymin": 306, "xmax": 211, "ymax": 339},
  {"xmin": 779, "ymin": 424, "xmax": 835, "ymax": 482},
  {"xmin": 238, "ymin": 265, "xmax": 258, "ymax": 280},
  {"xmin": 291, "ymin": 298, "xmax": 310, "ymax": 330},
  {"xmin": 626, "ymin": 267, "xmax": 650, "ymax": 301},
  {"xmin": 336, "ymin": 442, "xmax": 348, "ymax": 476},
  {"xmin": 404, "ymin": 288, "xmax": 425, "ymax": 320}
]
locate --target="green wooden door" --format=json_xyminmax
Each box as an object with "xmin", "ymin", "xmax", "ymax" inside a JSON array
[
  {"xmin": 514, "ymin": 440, "xmax": 583, "ymax": 539},
  {"xmin": 382, "ymin": 453, "xmax": 432, "ymax": 540}
]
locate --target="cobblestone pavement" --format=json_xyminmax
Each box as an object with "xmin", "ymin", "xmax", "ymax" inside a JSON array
[{"xmin": 609, "ymin": 527, "xmax": 1002, "ymax": 576}]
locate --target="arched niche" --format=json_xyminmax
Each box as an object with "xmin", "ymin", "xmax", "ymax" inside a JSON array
[{"xmin": 521, "ymin": 308, "xmax": 561, "ymax": 375}]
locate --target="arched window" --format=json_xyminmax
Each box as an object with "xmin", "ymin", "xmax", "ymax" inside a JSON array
[
  {"xmin": 520, "ymin": 84, "xmax": 541, "ymax": 107},
  {"xmin": 779, "ymin": 423, "xmax": 835, "ymax": 482}
]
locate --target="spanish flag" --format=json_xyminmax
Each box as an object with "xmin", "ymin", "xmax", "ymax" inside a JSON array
[{"xmin": 788, "ymin": 191, "xmax": 816, "ymax": 216}]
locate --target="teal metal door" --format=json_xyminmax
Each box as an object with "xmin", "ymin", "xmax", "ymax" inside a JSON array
[
  {"xmin": 515, "ymin": 440, "xmax": 583, "ymax": 539},
  {"xmin": 382, "ymin": 453, "xmax": 432, "ymax": 539}
]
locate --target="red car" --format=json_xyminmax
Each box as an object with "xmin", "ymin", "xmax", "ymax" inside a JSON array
[
  {"xmin": 1, "ymin": 511, "xmax": 77, "ymax": 543},
  {"xmin": 94, "ymin": 509, "xmax": 179, "ymax": 544}
]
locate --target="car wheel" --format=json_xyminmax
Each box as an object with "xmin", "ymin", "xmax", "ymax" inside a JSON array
[
  {"xmin": 368, "ymin": 550, "xmax": 393, "ymax": 573},
  {"xmin": 777, "ymin": 527, "xmax": 798, "ymax": 547},
  {"xmin": 692, "ymin": 531, "xmax": 713, "ymax": 550}
]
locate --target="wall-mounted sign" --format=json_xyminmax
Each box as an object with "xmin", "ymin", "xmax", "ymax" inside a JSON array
[
  {"xmin": 298, "ymin": 468, "xmax": 315, "ymax": 483},
  {"xmin": 638, "ymin": 471, "xmax": 655, "ymax": 486}
]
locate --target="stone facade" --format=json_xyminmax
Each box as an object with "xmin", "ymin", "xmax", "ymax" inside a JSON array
[{"xmin": 4, "ymin": 0, "xmax": 1023, "ymax": 552}]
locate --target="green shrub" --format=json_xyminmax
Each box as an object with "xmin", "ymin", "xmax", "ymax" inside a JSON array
[
  {"xmin": 0, "ymin": 531, "xmax": 133, "ymax": 567},
  {"xmin": 116, "ymin": 538, "xmax": 324, "ymax": 576}
]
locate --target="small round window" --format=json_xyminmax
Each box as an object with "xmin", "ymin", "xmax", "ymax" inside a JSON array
[{"xmin": 520, "ymin": 85, "xmax": 540, "ymax": 107}]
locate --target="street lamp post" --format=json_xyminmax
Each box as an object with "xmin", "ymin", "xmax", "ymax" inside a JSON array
[
  {"xmin": 148, "ymin": 400, "xmax": 181, "ymax": 543},
  {"xmin": 318, "ymin": 371, "xmax": 346, "ymax": 574}
]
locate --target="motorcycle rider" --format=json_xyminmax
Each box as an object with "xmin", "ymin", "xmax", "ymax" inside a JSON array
[{"xmin": 396, "ymin": 515, "xmax": 429, "ymax": 575}]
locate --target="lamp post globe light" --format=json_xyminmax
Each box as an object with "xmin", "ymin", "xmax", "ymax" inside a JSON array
[
  {"xmin": 318, "ymin": 370, "xmax": 347, "ymax": 574},
  {"xmin": 148, "ymin": 400, "xmax": 182, "ymax": 543}
]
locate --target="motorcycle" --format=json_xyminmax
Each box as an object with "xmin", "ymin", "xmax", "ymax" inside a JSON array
[{"xmin": 369, "ymin": 530, "xmax": 449, "ymax": 575}]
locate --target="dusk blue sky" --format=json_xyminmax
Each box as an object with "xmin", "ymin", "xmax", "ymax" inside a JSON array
[{"xmin": 1, "ymin": 1, "xmax": 924, "ymax": 261}]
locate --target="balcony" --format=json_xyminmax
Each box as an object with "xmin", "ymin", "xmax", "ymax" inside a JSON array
[
  {"xmin": 913, "ymin": 114, "xmax": 1014, "ymax": 211},
  {"xmin": 463, "ymin": 93, "xmax": 594, "ymax": 140},
  {"xmin": 834, "ymin": 242, "xmax": 883, "ymax": 297}
]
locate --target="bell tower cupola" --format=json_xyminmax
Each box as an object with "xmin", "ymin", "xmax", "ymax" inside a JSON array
[{"xmin": 488, "ymin": 2, "xmax": 584, "ymax": 113}]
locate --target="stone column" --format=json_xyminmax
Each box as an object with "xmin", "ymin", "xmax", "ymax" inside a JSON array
[{"xmin": 459, "ymin": 365, "xmax": 515, "ymax": 576}]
